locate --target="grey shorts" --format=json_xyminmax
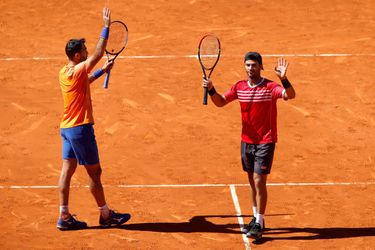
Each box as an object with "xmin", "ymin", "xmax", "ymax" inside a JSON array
[{"xmin": 241, "ymin": 141, "xmax": 275, "ymax": 174}]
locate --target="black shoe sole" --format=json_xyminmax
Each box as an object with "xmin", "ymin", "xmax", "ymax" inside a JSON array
[{"xmin": 248, "ymin": 233, "xmax": 263, "ymax": 240}]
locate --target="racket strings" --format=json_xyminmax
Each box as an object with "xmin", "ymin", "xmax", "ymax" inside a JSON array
[
  {"xmin": 107, "ymin": 22, "xmax": 128, "ymax": 54},
  {"xmin": 199, "ymin": 36, "xmax": 220, "ymax": 69}
]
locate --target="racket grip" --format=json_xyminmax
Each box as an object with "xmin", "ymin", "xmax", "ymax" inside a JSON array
[
  {"xmin": 103, "ymin": 69, "xmax": 111, "ymax": 89},
  {"xmin": 203, "ymin": 87, "xmax": 208, "ymax": 105}
]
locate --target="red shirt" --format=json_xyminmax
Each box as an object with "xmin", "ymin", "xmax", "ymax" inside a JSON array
[{"xmin": 223, "ymin": 78, "xmax": 284, "ymax": 144}]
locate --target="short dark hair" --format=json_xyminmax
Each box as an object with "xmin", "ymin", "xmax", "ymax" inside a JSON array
[
  {"xmin": 244, "ymin": 51, "xmax": 263, "ymax": 65},
  {"xmin": 65, "ymin": 38, "xmax": 86, "ymax": 60}
]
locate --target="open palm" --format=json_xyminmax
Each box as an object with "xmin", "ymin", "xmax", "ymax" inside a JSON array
[{"xmin": 274, "ymin": 58, "xmax": 289, "ymax": 79}]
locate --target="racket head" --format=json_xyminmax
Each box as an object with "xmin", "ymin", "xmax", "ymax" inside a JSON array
[
  {"xmin": 105, "ymin": 20, "xmax": 129, "ymax": 56},
  {"xmin": 198, "ymin": 34, "xmax": 221, "ymax": 71}
]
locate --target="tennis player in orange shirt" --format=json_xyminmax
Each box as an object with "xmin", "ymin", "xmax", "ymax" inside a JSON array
[{"xmin": 57, "ymin": 7, "xmax": 130, "ymax": 230}]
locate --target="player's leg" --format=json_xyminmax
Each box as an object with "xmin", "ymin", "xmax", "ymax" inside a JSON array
[
  {"xmin": 247, "ymin": 172, "xmax": 257, "ymax": 215},
  {"xmin": 58, "ymin": 158, "xmax": 78, "ymax": 219},
  {"xmin": 84, "ymin": 163, "xmax": 131, "ymax": 227},
  {"xmin": 76, "ymin": 124, "xmax": 131, "ymax": 227},
  {"xmin": 247, "ymin": 143, "xmax": 275, "ymax": 239},
  {"xmin": 57, "ymin": 127, "xmax": 87, "ymax": 230},
  {"xmin": 241, "ymin": 171, "xmax": 257, "ymax": 234},
  {"xmin": 241, "ymin": 142, "xmax": 257, "ymax": 233},
  {"xmin": 74, "ymin": 125, "xmax": 110, "ymax": 221},
  {"xmin": 247, "ymin": 173, "xmax": 267, "ymax": 239},
  {"xmin": 67, "ymin": 124, "xmax": 105, "ymax": 207},
  {"xmin": 253, "ymin": 173, "xmax": 268, "ymax": 223},
  {"xmin": 84, "ymin": 163, "xmax": 106, "ymax": 207}
]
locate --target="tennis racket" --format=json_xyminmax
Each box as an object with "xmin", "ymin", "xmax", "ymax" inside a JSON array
[
  {"xmin": 197, "ymin": 34, "xmax": 221, "ymax": 105},
  {"xmin": 103, "ymin": 20, "xmax": 129, "ymax": 89}
]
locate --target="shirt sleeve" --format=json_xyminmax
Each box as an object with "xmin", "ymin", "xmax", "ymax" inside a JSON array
[{"xmin": 223, "ymin": 82, "xmax": 239, "ymax": 102}]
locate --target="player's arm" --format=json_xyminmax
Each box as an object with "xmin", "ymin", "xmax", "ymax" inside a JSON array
[
  {"xmin": 274, "ymin": 57, "xmax": 296, "ymax": 100},
  {"xmin": 88, "ymin": 59, "xmax": 114, "ymax": 84},
  {"xmin": 85, "ymin": 7, "xmax": 111, "ymax": 73},
  {"xmin": 281, "ymin": 79, "xmax": 295, "ymax": 100},
  {"xmin": 203, "ymin": 78, "xmax": 228, "ymax": 107}
]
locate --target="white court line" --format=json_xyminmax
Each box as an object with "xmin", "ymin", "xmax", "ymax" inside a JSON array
[
  {"xmin": 229, "ymin": 184, "xmax": 251, "ymax": 250},
  {"xmin": 1, "ymin": 53, "xmax": 375, "ymax": 61},
  {"xmin": 0, "ymin": 181, "xmax": 374, "ymax": 189}
]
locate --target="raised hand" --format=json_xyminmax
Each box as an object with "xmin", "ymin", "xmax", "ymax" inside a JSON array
[
  {"xmin": 274, "ymin": 57, "xmax": 289, "ymax": 80},
  {"xmin": 103, "ymin": 7, "xmax": 111, "ymax": 27}
]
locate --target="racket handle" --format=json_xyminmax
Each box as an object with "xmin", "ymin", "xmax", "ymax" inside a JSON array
[
  {"xmin": 203, "ymin": 86, "xmax": 208, "ymax": 105},
  {"xmin": 103, "ymin": 69, "xmax": 111, "ymax": 89}
]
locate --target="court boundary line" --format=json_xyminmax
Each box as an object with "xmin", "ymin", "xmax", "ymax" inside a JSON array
[
  {"xmin": 1, "ymin": 53, "xmax": 375, "ymax": 61},
  {"xmin": 230, "ymin": 185, "xmax": 251, "ymax": 250},
  {"xmin": 2, "ymin": 181, "xmax": 373, "ymax": 247},
  {"xmin": 1, "ymin": 181, "xmax": 374, "ymax": 189}
]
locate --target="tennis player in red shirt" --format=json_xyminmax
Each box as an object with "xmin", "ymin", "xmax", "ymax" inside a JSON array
[{"xmin": 203, "ymin": 52, "xmax": 296, "ymax": 239}]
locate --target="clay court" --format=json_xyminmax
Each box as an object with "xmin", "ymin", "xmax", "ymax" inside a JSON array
[{"xmin": 1, "ymin": 0, "xmax": 375, "ymax": 249}]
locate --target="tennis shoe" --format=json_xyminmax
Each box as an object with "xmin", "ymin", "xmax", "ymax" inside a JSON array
[
  {"xmin": 56, "ymin": 215, "xmax": 87, "ymax": 231},
  {"xmin": 99, "ymin": 210, "xmax": 131, "ymax": 227},
  {"xmin": 241, "ymin": 216, "xmax": 256, "ymax": 234},
  {"xmin": 247, "ymin": 222, "xmax": 263, "ymax": 239}
]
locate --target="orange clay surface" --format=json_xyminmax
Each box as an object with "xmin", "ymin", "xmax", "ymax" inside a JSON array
[{"xmin": 0, "ymin": 0, "xmax": 375, "ymax": 249}]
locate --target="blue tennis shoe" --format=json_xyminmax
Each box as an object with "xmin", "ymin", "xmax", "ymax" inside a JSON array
[
  {"xmin": 99, "ymin": 210, "xmax": 131, "ymax": 227},
  {"xmin": 57, "ymin": 215, "xmax": 87, "ymax": 230}
]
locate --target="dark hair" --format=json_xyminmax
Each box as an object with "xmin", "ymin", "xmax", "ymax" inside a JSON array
[
  {"xmin": 65, "ymin": 38, "xmax": 86, "ymax": 60},
  {"xmin": 244, "ymin": 51, "xmax": 262, "ymax": 65}
]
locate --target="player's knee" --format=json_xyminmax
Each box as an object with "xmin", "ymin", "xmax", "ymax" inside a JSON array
[
  {"xmin": 60, "ymin": 169, "xmax": 74, "ymax": 181},
  {"xmin": 88, "ymin": 166, "xmax": 102, "ymax": 184},
  {"xmin": 61, "ymin": 160, "xmax": 77, "ymax": 176},
  {"xmin": 85, "ymin": 164, "xmax": 102, "ymax": 176},
  {"xmin": 90, "ymin": 180, "xmax": 103, "ymax": 190},
  {"xmin": 253, "ymin": 173, "xmax": 267, "ymax": 187}
]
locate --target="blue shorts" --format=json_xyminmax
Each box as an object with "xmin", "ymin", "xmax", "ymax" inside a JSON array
[
  {"xmin": 60, "ymin": 124, "xmax": 100, "ymax": 165},
  {"xmin": 241, "ymin": 141, "xmax": 275, "ymax": 175}
]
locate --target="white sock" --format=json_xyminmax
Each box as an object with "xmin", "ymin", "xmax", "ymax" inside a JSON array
[
  {"xmin": 256, "ymin": 214, "xmax": 264, "ymax": 228},
  {"xmin": 99, "ymin": 204, "xmax": 110, "ymax": 219},
  {"xmin": 252, "ymin": 206, "xmax": 258, "ymax": 218},
  {"xmin": 60, "ymin": 205, "xmax": 69, "ymax": 217}
]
